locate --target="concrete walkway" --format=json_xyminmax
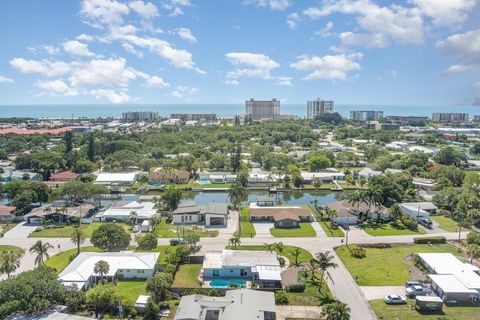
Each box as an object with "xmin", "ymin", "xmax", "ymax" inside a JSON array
[
  {"xmin": 3, "ymin": 222, "xmax": 38, "ymax": 238},
  {"xmin": 276, "ymin": 305, "xmax": 322, "ymax": 320},
  {"xmin": 252, "ymin": 222, "xmax": 274, "ymax": 237},
  {"xmin": 360, "ymin": 286, "xmax": 406, "ymax": 301},
  {"xmin": 310, "ymin": 220, "xmax": 327, "ymax": 237}
]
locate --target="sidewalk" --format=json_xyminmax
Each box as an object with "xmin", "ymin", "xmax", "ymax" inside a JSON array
[{"xmin": 276, "ymin": 305, "xmax": 322, "ymax": 320}]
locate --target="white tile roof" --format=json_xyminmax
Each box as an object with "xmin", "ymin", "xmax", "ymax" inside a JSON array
[{"xmin": 95, "ymin": 172, "xmax": 138, "ymax": 183}]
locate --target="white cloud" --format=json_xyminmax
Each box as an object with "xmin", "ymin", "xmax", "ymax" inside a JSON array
[
  {"xmin": 276, "ymin": 76, "xmax": 293, "ymax": 86},
  {"xmin": 290, "ymin": 53, "xmax": 363, "ymax": 81},
  {"xmin": 176, "ymin": 28, "xmax": 196, "ymax": 43},
  {"xmin": 409, "ymin": 0, "xmax": 476, "ymax": 27},
  {"xmin": 443, "ymin": 64, "xmax": 469, "ymax": 74},
  {"xmin": 389, "ymin": 69, "xmax": 397, "ymax": 78},
  {"xmin": 128, "ymin": 0, "xmax": 158, "ymax": 20},
  {"xmin": 35, "ymin": 80, "xmax": 78, "ymax": 96},
  {"xmin": 314, "ymin": 21, "xmax": 334, "ymax": 37},
  {"xmin": 225, "ymin": 79, "xmax": 239, "ymax": 86},
  {"xmin": 80, "ymin": 0, "xmax": 130, "ymax": 27},
  {"xmin": 42, "ymin": 45, "xmax": 61, "ymax": 55},
  {"xmin": 145, "ymin": 75, "xmax": 169, "ymax": 88},
  {"xmin": 287, "ymin": 13, "xmax": 300, "ymax": 30},
  {"xmin": 69, "ymin": 58, "xmax": 137, "ymax": 88},
  {"xmin": 170, "ymin": 85, "xmax": 198, "ymax": 98},
  {"xmin": 10, "ymin": 58, "xmax": 72, "ymax": 77},
  {"xmin": 90, "ymin": 88, "xmax": 133, "ymax": 103},
  {"xmin": 0, "ymin": 75, "xmax": 14, "ymax": 84},
  {"xmin": 225, "ymin": 52, "xmax": 280, "ymax": 79},
  {"xmin": 244, "ymin": 0, "xmax": 291, "ymax": 10},
  {"xmin": 76, "ymin": 34, "xmax": 95, "ymax": 41},
  {"xmin": 63, "ymin": 40, "xmax": 95, "ymax": 57},
  {"xmin": 162, "ymin": 0, "xmax": 191, "ymax": 17},
  {"xmin": 437, "ymin": 29, "xmax": 480, "ymax": 67},
  {"xmin": 122, "ymin": 43, "xmax": 144, "ymax": 58}
]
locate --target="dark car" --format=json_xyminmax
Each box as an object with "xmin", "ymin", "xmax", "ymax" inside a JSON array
[
  {"xmin": 169, "ymin": 239, "xmax": 185, "ymax": 246},
  {"xmin": 405, "ymin": 281, "xmax": 423, "ymax": 288}
]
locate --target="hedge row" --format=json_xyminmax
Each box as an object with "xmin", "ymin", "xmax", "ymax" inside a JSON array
[{"xmin": 413, "ymin": 236, "xmax": 446, "ymax": 244}]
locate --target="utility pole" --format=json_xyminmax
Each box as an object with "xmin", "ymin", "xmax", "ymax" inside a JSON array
[{"xmin": 458, "ymin": 211, "xmax": 463, "ymax": 242}]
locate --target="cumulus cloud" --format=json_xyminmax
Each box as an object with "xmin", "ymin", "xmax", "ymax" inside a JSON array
[
  {"xmin": 437, "ymin": 29, "xmax": 480, "ymax": 68},
  {"xmin": 175, "ymin": 28, "xmax": 196, "ymax": 43},
  {"xmin": 90, "ymin": 88, "xmax": 133, "ymax": 103},
  {"xmin": 128, "ymin": 0, "xmax": 158, "ymax": 20},
  {"xmin": 10, "ymin": 58, "xmax": 72, "ymax": 77},
  {"xmin": 63, "ymin": 40, "xmax": 95, "ymax": 57},
  {"xmin": 0, "ymin": 75, "xmax": 14, "ymax": 84},
  {"xmin": 122, "ymin": 43, "xmax": 144, "ymax": 58},
  {"xmin": 276, "ymin": 76, "xmax": 293, "ymax": 86},
  {"xmin": 35, "ymin": 80, "xmax": 78, "ymax": 96},
  {"xmin": 409, "ymin": 0, "xmax": 476, "ymax": 27},
  {"xmin": 287, "ymin": 13, "xmax": 300, "ymax": 30},
  {"xmin": 170, "ymin": 85, "xmax": 198, "ymax": 98},
  {"xmin": 290, "ymin": 53, "xmax": 363, "ymax": 81},
  {"xmin": 244, "ymin": 0, "xmax": 291, "ymax": 10},
  {"xmin": 314, "ymin": 21, "xmax": 334, "ymax": 37},
  {"xmin": 225, "ymin": 52, "xmax": 280, "ymax": 79},
  {"xmin": 80, "ymin": 0, "xmax": 130, "ymax": 27},
  {"xmin": 225, "ymin": 79, "xmax": 239, "ymax": 86},
  {"xmin": 162, "ymin": 0, "xmax": 192, "ymax": 17}
]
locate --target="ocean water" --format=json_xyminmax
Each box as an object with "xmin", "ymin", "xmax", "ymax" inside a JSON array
[{"xmin": 0, "ymin": 103, "xmax": 478, "ymax": 119}]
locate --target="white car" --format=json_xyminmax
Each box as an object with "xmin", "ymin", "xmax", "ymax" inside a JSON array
[
  {"xmin": 406, "ymin": 285, "xmax": 429, "ymax": 298},
  {"xmin": 384, "ymin": 295, "xmax": 407, "ymax": 305},
  {"xmin": 132, "ymin": 225, "xmax": 140, "ymax": 233}
]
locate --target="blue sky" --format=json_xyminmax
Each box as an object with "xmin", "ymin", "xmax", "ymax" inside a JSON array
[{"xmin": 0, "ymin": 0, "xmax": 479, "ymax": 106}]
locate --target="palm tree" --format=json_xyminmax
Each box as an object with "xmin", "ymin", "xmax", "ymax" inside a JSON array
[
  {"xmin": 320, "ymin": 300, "xmax": 350, "ymax": 320},
  {"xmin": 308, "ymin": 259, "xmax": 318, "ymax": 281},
  {"xmin": 263, "ymin": 243, "xmax": 274, "ymax": 253},
  {"xmin": 290, "ymin": 247, "xmax": 303, "ymax": 266},
  {"xmin": 149, "ymin": 215, "xmax": 162, "ymax": 232},
  {"xmin": 314, "ymin": 251, "xmax": 338, "ymax": 295},
  {"xmin": 129, "ymin": 210, "xmax": 138, "ymax": 225},
  {"xmin": 345, "ymin": 190, "xmax": 362, "ymax": 211},
  {"xmin": 71, "ymin": 226, "xmax": 85, "ymax": 256},
  {"xmin": 313, "ymin": 178, "xmax": 322, "ymax": 206},
  {"xmin": 228, "ymin": 182, "xmax": 246, "ymax": 209},
  {"xmin": 273, "ymin": 242, "xmax": 284, "ymax": 256},
  {"xmin": 466, "ymin": 243, "xmax": 480, "ymax": 264},
  {"xmin": 29, "ymin": 240, "xmax": 53, "ymax": 267},
  {"xmin": 357, "ymin": 175, "xmax": 367, "ymax": 189},
  {"xmin": 364, "ymin": 186, "xmax": 383, "ymax": 220},
  {"xmin": 0, "ymin": 250, "xmax": 22, "ymax": 278},
  {"xmin": 228, "ymin": 234, "xmax": 241, "ymax": 249},
  {"xmin": 94, "ymin": 260, "xmax": 110, "ymax": 283}
]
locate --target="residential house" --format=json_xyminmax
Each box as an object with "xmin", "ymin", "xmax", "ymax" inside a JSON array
[
  {"xmin": 148, "ymin": 169, "xmax": 190, "ymax": 184},
  {"xmin": 248, "ymin": 168, "xmax": 281, "ymax": 184},
  {"xmin": 300, "ymin": 170, "xmax": 345, "ymax": 184},
  {"xmin": 401, "ymin": 202, "xmax": 437, "ymax": 214},
  {"xmin": 24, "ymin": 204, "xmax": 96, "ymax": 224},
  {"xmin": 174, "ymin": 289, "xmax": 276, "ymax": 320},
  {"xmin": 202, "ymin": 250, "xmax": 282, "ymax": 288},
  {"xmin": 95, "ymin": 172, "xmax": 139, "ymax": 186},
  {"xmin": 0, "ymin": 205, "xmax": 16, "ymax": 222},
  {"xmin": 412, "ymin": 177, "xmax": 437, "ymax": 191},
  {"xmin": 256, "ymin": 197, "xmax": 276, "ymax": 207},
  {"xmin": 58, "ymin": 251, "xmax": 159, "ymax": 290},
  {"xmin": 249, "ymin": 207, "xmax": 313, "ymax": 228},
  {"xmin": 399, "ymin": 203, "xmax": 431, "ymax": 221},
  {"xmin": 325, "ymin": 200, "xmax": 388, "ymax": 225},
  {"xmin": 0, "ymin": 169, "xmax": 40, "ymax": 182},
  {"xmin": 198, "ymin": 172, "xmax": 237, "ymax": 184},
  {"xmin": 49, "ymin": 170, "xmax": 79, "ymax": 182},
  {"xmin": 172, "ymin": 203, "xmax": 228, "ymax": 227},
  {"xmin": 96, "ymin": 201, "xmax": 157, "ymax": 222}
]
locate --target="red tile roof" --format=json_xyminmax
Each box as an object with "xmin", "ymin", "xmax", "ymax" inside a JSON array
[
  {"xmin": 49, "ymin": 170, "xmax": 79, "ymax": 181},
  {"xmin": 0, "ymin": 127, "xmax": 72, "ymax": 135},
  {"xmin": 0, "ymin": 205, "xmax": 16, "ymax": 216}
]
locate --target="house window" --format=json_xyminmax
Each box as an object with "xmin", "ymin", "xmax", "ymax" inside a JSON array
[
  {"xmin": 181, "ymin": 216, "xmax": 184, "ymax": 222},
  {"xmin": 230, "ymin": 269, "xmax": 234, "ymax": 273},
  {"xmin": 137, "ymin": 270, "xmax": 145, "ymax": 274},
  {"xmin": 212, "ymin": 270, "xmax": 220, "ymax": 277},
  {"xmin": 189, "ymin": 215, "xmax": 192, "ymax": 221}
]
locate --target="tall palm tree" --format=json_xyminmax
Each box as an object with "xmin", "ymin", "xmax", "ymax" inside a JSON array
[
  {"xmin": 228, "ymin": 182, "xmax": 246, "ymax": 209},
  {"xmin": 466, "ymin": 243, "xmax": 480, "ymax": 264},
  {"xmin": 149, "ymin": 215, "xmax": 162, "ymax": 232},
  {"xmin": 94, "ymin": 260, "xmax": 110, "ymax": 283},
  {"xmin": 308, "ymin": 259, "xmax": 318, "ymax": 281},
  {"xmin": 129, "ymin": 210, "xmax": 138, "ymax": 225},
  {"xmin": 357, "ymin": 176, "xmax": 367, "ymax": 190},
  {"xmin": 345, "ymin": 190, "xmax": 362, "ymax": 211},
  {"xmin": 314, "ymin": 251, "xmax": 338, "ymax": 295},
  {"xmin": 364, "ymin": 186, "xmax": 383, "ymax": 220},
  {"xmin": 29, "ymin": 240, "xmax": 53, "ymax": 267},
  {"xmin": 0, "ymin": 250, "xmax": 22, "ymax": 278},
  {"xmin": 320, "ymin": 300, "xmax": 350, "ymax": 320},
  {"xmin": 290, "ymin": 247, "xmax": 303, "ymax": 266},
  {"xmin": 313, "ymin": 178, "xmax": 322, "ymax": 206},
  {"xmin": 71, "ymin": 226, "xmax": 86, "ymax": 256}
]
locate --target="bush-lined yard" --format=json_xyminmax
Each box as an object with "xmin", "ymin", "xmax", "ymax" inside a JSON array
[
  {"xmin": 116, "ymin": 280, "xmax": 148, "ymax": 306},
  {"xmin": 0, "ymin": 245, "xmax": 24, "ymax": 254},
  {"xmin": 318, "ymin": 221, "xmax": 344, "ymax": 237},
  {"xmin": 29, "ymin": 222, "xmax": 131, "ymax": 238},
  {"xmin": 172, "ymin": 264, "xmax": 202, "ymax": 288}
]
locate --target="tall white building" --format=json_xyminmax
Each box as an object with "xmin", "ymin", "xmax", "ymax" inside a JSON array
[
  {"xmin": 122, "ymin": 111, "xmax": 159, "ymax": 122},
  {"xmin": 350, "ymin": 110, "xmax": 384, "ymax": 121},
  {"xmin": 245, "ymin": 98, "xmax": 280, "ymax": 120},
  {"xmin": 432, "ymin": 113, "xmax": 468, "ymax": 123},
  {"xmin": 307, "ymin": 99, "xmax": 334, "ymax": 119}
]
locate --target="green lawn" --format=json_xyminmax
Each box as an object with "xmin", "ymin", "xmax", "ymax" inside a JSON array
[
  {"xmin": 280, "ymin": 270, "xmax": 334, "ymax": 306},
  {"xmin": 270, "ymin": 222, "xmax": 316, "ymax": 237},
  {"xmin": 336, "ymin": 244, "xmax": 462, "ymax": 286},
  {"xmin": 135, "ymin": 245, "xmax": 175, "ymax": 264},
  {"xmin": 172, "ymin": 264, "xmax": 202, "ymax": 288},
  {"xmin": 318, "ymin": 221, "xmax": 344, "ymax": 237},
  {"xmin": 361, "ymin": 222, "xmax": 425, "ymax": 236},
  {"xmin": 370, "ymin": 299, "xmax": 480, "ymax": 320},
  {"xmin": 116, "ymin": 280, "xmax": 148, "ymax": 306},
  {"xmin": 240, "ymin": 206, "xmax": 255, "ymax": 238},
  {"xmin": 0, "ymin": 223, "xmax": 17, "ymax": 236},
  {"xmin": 431, "ymin": 215, "xmax": 468, "ymax": 232},
  {"xmin": 29, "ymin": 222, "xmax": 131, "ymax": 238},
  {"xmin": 45, "ymin": 246, "xmax": 103, "ymax": 273},
  {"xmin": 155, "ymin": 218, "xmax": 218, "ymax": 238},
  {"xmin": 225, "ymin": 245, "xmax": 313, "ymax": 265},
  {"xmin": 192, "ymin": 183, "xmax": 232, "ymax": 189},
  {"xmin": 0, "ymin": 245, "xmax": 24, "ymax": 254}
]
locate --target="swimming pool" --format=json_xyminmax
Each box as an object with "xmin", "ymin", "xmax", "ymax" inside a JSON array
[
  {"xmin": 209, "ymin": 279, "xmax": 247, "ymax": 288},
  {"xmin": 197, "ymin": 180, "xmax": 210, "ymax": 185}
]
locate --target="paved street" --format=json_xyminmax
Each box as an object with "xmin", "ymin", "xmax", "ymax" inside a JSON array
[{"xmin": 360, "ymin": 286, "xmax": 406, "ymax": 301}]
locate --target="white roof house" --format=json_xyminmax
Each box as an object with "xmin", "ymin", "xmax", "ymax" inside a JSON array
[
  {"xmin": 58, "ymin": 252, "xmax": 159, "ymax": 290},
  {"xmin": 428, "ymin": 274, "xmax": 479, "ymax": 295},
  {"xmin": 96, "ymin": 201, "xmax": 157, "ymax": 222},
  {"xmin": 174, "ymin": 289, "xmax": 276, "ymax": 320},
  {"xmin": 300, "ymin": 171, "xmax": 345, "ymax": 182},
  {"xmin": 95, "ymin": 172, "xmax": 138, "ymax": 185}
]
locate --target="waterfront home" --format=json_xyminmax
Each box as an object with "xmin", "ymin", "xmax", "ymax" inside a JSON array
[
  {"xmin": 248, "ymin": 168, "xmax": 282, "ymax": 184},
  {"xmin": 95, "ymin": 172, "xmax": 139, "ymax": 186},
  {"xmin": 0, "ymin": 169, "xmax": 41, "ymax": 182},
  {"xmin": 24, "ymin": 204, "xmax": 96, "ymax": 224},
  {"xmin": 399, "ymin": 203, "xmax": 431, "ymax": 221},
  {"xmin": 417, "ymin": 253, "xmax": 480, "ymax": 304},
  {"xmin": 148, "ymin": 169, "xmax": 190, "ymax": 184},
  {"xmin": 174, "ymin": 289, "xmax": 276, "ymax": 320},
  {"xmin": 49, "ymin": 170, "xmax": 79, "ymax": 182},
  {"xmin": 202, "ymin": 250, "xmax": 282, "ymax": 289},
  {"xmin": 412, "ymin": 177, "xmax": 437, "ymax": 191},
  {"xmin": 249, "ymin": 207, "xmax": 313, "ymax": 228},
  {"xmin": 300, "ymin": 170, "xmax": 345, "ymax": 184},
  {"xmin": 325, "ymin": 200, "xmax": 388, "ymax": 225},
  {"xmin": 96, "ymin": 200, "xmax": 157, "ymax": 222},
  {"xmin": 58, "ymin": 252, "xmax": 159, "ymax": 290},
  {"xmin": 172, "ymin": 203, "xmax": 228, "ymax": 227},
  {"xmin": 0, "ymin": 205, "xmax": 16, "ymax": 222},
  {"xmin": 198, "ymin": 172, "xmax": 237, "ymax": 184}
]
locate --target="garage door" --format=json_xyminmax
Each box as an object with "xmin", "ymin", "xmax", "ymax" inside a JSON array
[{"xmin": 209, "ymin": 217, "xmax": 225, "ymax": 226}]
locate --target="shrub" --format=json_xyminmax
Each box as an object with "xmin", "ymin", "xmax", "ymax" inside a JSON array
[
  {"xmin": 285, "ymin": 282, "xmax": 306, "ymax": 292},
  {"xmin": 275, "ymin": 291, "xmax": 289, "ymax": 305},
  {"xmin": 137, "ymin": 233, "xmax": 158, "ymax": 250},
  {"xmin": 360, "ymin": 243, "xmax": 391, "ymax": 249},
  {"xmin": 349, "ymin": 245, "xmax": 366, "ymax": 259},
  {"xmin": 163, "ymin": 264, "xmax": 177, "ymax": 274},
  {"xmin": 277, "ymin": 256, "xmax": 286, "ymax": 267},
  {"xmin": 413, "ymin": 236, "xmax": 446, "ymax": 244}
]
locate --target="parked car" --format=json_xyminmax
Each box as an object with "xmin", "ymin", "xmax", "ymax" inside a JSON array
[
  {"xmin": 170, "ymin": 239, "xmax": 186, "ymax": 246},
  {"xmin": 406, "ymin": 285, "xmax": 429, "ymax": 298},
  {"xmin": 405, "ymin": 280, "xmax": 423, "ymax": 288},
  {"xmin": 132, "ymin": 225, "xmax": 140, "ymax": 233},
  {"xmin": 415, "ymin": 296, "xmax": 443, "ymax": 312},
  {"xmin": 419, "ymin": 218, "xmax": 433, "ymax": 228},
  {"xmin": 384, "ymin": 295, "xmax": 407, "ymax": 305}
]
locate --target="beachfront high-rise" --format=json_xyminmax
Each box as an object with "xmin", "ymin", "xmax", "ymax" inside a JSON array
[
  {"xmin": 307, "ymin": 99, "xmax": 334, "ymax": 119},
  {"xmin": 432, "ymin": 113, "xmax": 468, "ymax": 123},
  {"xmin": 122, "ymin": 111, "xmax": 159, "ymax": 122},
  {"xmin": 245, "ymin": 98, "xmax": 280, "ymax": 120},
  {"xmin": 350, "ymin": 110, "xmax": 384, "ymax": 121}
]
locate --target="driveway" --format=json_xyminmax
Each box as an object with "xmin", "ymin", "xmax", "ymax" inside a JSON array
[
  {"xmin": 3, "ymin": 222, "xmax": 38, "ymax": 238},
  {"xmin": 310, "ymin": 220, "xmax": 327, "ymax": 237},
  {"xmin": 360, "ymin": 286, "xmax": 406, "ymax": 301},
  {"xmin": 253, "ymin": 222, "xmax": 274, "ymax": 237},
  {"xmin": 276, "ymin": 306, "xmax": 321, "ymax": 320}
]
